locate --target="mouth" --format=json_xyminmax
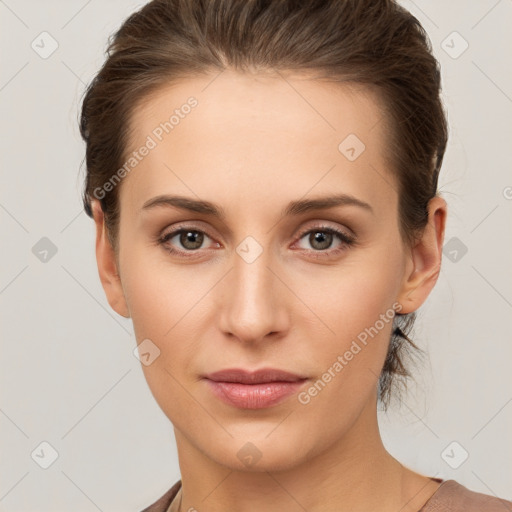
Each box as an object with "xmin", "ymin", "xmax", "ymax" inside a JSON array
[
  {"xmin": 204, "ymin": 368, "xmax": 308, "ymax": 384},
  {"xmin": 202, "ymin": 368, "xmax": 309, "ymax": 409}
]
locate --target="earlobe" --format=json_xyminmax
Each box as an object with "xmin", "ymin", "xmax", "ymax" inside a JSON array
[
  {"xmin": 397, "ymin": 196, "xmax": 447, "ymax": 314},
  {"xmin": 91, "ymin": 200, "xmax": 131, "ymax": 318}
]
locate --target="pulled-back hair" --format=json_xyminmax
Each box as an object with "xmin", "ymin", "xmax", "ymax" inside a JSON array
[{"xmin": 80, "ymin": 0, "xmax": 448, "ymax": 407}]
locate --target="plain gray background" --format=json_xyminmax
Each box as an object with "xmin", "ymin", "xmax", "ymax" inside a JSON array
[{"xmin": 1, "ymin": 0, "xmax": 511, "ymax": 510}]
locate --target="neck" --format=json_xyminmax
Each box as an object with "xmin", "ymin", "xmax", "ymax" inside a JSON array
[{"xmin": 172, "ymin": 395, "xmax": 438, "ymax": 512}]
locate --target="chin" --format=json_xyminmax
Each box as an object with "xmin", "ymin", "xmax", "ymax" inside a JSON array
[{"xmin": 203, "ymin": 431, "xmax": 314, "ymax": 473}]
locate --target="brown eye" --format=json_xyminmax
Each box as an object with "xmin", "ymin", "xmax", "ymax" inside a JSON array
[
  {"xmin": 308, "ymin": 231, "xmax": 334, "ymax": 250},
  {"xmin": 296, "ymin": 226, "xmax": 355, "ymax": 252},
  {"xmin": 178, "ymin": 230, "xmax": 204, "ymax": 250},
  {"xmin": 157, "ymin": 225, "xmax": 219, "ymax": 259},
  {"xmin": 292, "ymin": 224, "xmax": 357, "ymax": 260}
]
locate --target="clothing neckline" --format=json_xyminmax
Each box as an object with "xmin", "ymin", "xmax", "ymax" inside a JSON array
[
  {"xmin": 166, "ymin": 477, "xmax": 452, "ymax": 512},
  {"xmin": 417, "ymin": 477, "xmax": 447, "ymax": 511}
]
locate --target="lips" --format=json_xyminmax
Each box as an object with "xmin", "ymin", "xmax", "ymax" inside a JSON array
[
  {"xmin": 203, "ymin": 368, "xmax": 308, "ymax": 409},
  {"xmin": 204, "ymin": 368, "xmax": 307, "ymax": 384}
]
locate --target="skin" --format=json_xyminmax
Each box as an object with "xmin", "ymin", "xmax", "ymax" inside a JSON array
[{"xmin": 92, "ymin": 69, "xmax": 447, "ymax": 511}]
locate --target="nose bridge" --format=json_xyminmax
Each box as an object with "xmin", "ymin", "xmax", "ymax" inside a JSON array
[{"xmin": 219, "ymin": 242, "xmax": 287, "ymax": 342}]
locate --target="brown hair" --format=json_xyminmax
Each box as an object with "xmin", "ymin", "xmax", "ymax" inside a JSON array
[{"xmin": 80, "ymin": 0, "xmax": 448, "ymax": 408}]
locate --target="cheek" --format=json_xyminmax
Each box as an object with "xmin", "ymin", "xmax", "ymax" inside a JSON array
[
  {"xmin": 120, "ymin": 243, "xmax": 204, "ymax": 338},
  {"xmin": 300, "ymin": 248, "xmax": 404, "ymax": 390},
  {"xmin": 314, "ymin": 251, "xmax": 403, "ymax": 340},
  {"xmin": 119, "ymin": 246, "xmax": 213, "ymax": 387},
  {"xmin": 120, "ymin": 251, "xmax": 206, "ymax": 422}
]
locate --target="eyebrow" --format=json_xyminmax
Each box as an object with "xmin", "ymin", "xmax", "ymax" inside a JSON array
[{"xmin": 141, "ymin": 193, "xmax": 374, "ymax": 219}]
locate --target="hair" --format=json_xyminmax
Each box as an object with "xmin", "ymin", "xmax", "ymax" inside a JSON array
[{"xmin": 79, "ymin": 0, "xmax": 448, "ymax": 408}]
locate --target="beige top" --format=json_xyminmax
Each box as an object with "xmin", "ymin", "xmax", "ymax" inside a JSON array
[{"xmin": 141, "ymin": 478, "xmax": 512, "ymax": 512}]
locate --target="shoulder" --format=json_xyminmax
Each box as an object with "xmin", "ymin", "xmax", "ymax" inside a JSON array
[
  {"xmin": 140, "ymin": 480, "xmax": 182, "ymax": 512},
  {"xmin": 421, "ymin": 479, "xmax": 512, "ymax": 511}
]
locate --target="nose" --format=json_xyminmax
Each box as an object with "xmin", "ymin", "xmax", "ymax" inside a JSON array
[{"xmin": 217, "ymin": 246, "xmax": 290, "ymax": 344}]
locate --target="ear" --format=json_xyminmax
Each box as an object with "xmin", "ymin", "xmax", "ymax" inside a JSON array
[
  {"xmin": 91, "ymin": 200, "xmax": 130, "ymax": 318},
  {"xmin": 396, "ymin": 195, "xmax": 447, "ymax": 314}
]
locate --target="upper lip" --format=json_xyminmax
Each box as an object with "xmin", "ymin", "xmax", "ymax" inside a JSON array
[{"xmin": 204, "ymin": 368, "xmax": 307, "ymax": 384}]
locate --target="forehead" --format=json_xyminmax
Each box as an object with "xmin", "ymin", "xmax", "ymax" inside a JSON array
[{"xmin": 120, "ymin": 69, "xmax": 396, "ymax": 215}]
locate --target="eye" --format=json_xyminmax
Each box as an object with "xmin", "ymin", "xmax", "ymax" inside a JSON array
[
  {"xmin": 157, "ymin": 225, "xmax": 219, "ymax": 258},
  {"xmin": 294, "ymin": 224, "xmax": 356, "ymax": 257}
]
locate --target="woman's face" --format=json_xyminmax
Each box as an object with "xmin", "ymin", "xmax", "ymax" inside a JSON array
[{"xmin": 95, "ymin": 69, "xmax": 444, "ymax": 472}]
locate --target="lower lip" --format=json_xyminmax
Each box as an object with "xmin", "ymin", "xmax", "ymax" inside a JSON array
[{"xmin": 205, "ymin": 379, "xmax": 307, "ymax": 409}]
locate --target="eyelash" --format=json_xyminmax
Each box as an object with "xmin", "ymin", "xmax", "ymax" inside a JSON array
[{"xmin": 156, "ymin": 223, "xmax": 356, "ymax": 260}]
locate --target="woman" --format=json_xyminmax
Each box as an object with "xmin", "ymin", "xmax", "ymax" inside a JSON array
[{"xmin": 80, "ymin": 0, "xmax": 511, "ymax": 510}]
